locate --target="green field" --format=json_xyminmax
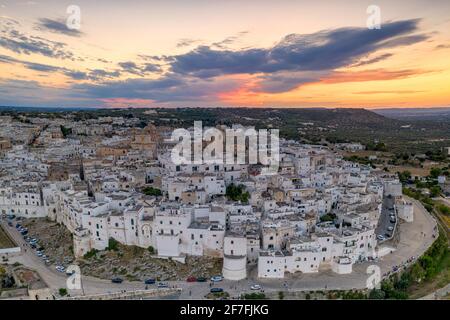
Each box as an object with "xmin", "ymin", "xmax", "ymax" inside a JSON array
[{"xmin": 0, "ymin": 225, "xmax": 15, "ymax": 249}]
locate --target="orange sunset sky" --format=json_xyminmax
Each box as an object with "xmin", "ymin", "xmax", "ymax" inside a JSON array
[{"xmin": 0, "ymin": 0, "xmax": 449, "ymax": 109}]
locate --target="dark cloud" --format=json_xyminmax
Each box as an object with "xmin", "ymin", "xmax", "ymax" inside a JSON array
[
  {"xmin": 0, "ymin": 24, "xmax": 75, "ymax": 60},
  {"xmin": 0, "ymin": 53, "xmax": 120, "ymax": 81},
  {"xmin": 118, "ymin": 61, "xmax": 162, "ymax": 75},
  {"xmin": 0, "ymin": 54, "xmax": 62, "ymax": 72},
  {"xmin": 35, "ymin": 18, "xmax": 83, "ymax": 37},
  {"xmin": 71, "ymin": 75, "xmax": 240, "ymax": 103},
  {"xmin": 171, "ymin": 19, "xmax": 427, "ymax": 82}
]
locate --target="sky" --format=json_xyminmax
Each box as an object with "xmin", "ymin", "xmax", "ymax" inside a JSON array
[{"xmin": 0, "ymin": 0, "xmax": 449, "ymax": 109}]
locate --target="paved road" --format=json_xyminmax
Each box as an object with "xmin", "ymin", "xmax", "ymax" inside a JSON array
[
  {"xmin": 0, "ymin": 198, "xmax": 438, "ymax": 299},
  {"xmin": 376, "ymin": 196, "xmax": 396, "ymax": 241}
]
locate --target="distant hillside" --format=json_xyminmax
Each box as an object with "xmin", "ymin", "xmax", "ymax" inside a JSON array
[
  {"xmin": 1, "ymin": 106, "xmax": 449, "ymax": 153},
  {"xmin": 373, "ymin": 107, "xmax": 450, "ymax": 121}
]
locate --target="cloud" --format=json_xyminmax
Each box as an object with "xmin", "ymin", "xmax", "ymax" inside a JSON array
[
  {"xmin": 176, "ymin": 38, "xmax": 201, "ymax": 48},
  {"xmin": 170, "ymin": 19, "xmax": 428, "ymax": 92},
  {"xmin": 320, "ymin": 69, "xmax": 430, "ymax": 84},
  {"xmin": 211, "ymin": 31, "xmax": 249, "ymax": 49},
  {"xmin": 351, "ymin": 53, "xmax": 394, "ymax": 67},
  {"xmin": 0, "ymin": 23, "xmax": 75, "ymax": 60},
  {"xmin": 0, "ymin": 54, "xmax": 120, "ymax": 81},
  {"xmin": 353, "ymin": 90, "xmax": 424, "ymax": 94},
  {"xmin": 435, "ymin": 44, "xmax": 450, "ymax": 50},
  {"xmin": 118, "ymin": 61, "xmax": 162, "ymax": 75},
  {"xmin": 0, "ymin": 54, "xmax": 62, "ymax": 72},
  {"xmin": 71, "ymin": 74, "xmax": 241, "ymax": 103},
  {"xmin": 35, "ymin": 18, "xmax": 83, "ymax": 37}
]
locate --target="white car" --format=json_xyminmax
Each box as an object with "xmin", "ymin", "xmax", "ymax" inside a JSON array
[
  {"xmin": 210, "ymin": 275, "xmax": 223, "ymax": 282},
  {"xmin": 388, "ymin": 226, "xmax": 394, "ymax": 231},
  {"xmin": 377, "ymin": 235, "xmax": 385, "ymax": 241},
  {"xmin": 250, "ymin": 284, "xmax": 262, "ymax": 291},
  {"xmin": 56, "ymin": 266, "xmax": 65, "ymax": 273}
]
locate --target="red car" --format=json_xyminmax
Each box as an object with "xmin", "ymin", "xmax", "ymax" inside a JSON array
[{"xmin": 186, "ymin": 276, "xmax": 197, "ymax": 282}]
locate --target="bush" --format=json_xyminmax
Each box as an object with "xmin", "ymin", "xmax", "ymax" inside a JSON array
[
  {"xmin": 83, "ymin": 249, "xmax": 99, "ymax": 259},
  {"xmin": 107, "ymin": 238, "xmax": 119, "ymax": 251},
  {"xmin": 368, "ymin": 289, "xmax": 385, "ymax": 300},
  {"xmin": 59, "ymin": 288, "xmax": 68, "ymax": 296},
  {"xmin": 242, "ymin": 292, "xmax": 266, "ymax": 299},
  {"xmin": 147, "ymin": 246, "xmax": 155, "ymax": 254},
  {"xmin": 226, "ymin": 184, "xmax": 250, "ymax": 203},
  {"xmin": 142, "ymin": 187, "xmax": 162, "ymax": 196}
]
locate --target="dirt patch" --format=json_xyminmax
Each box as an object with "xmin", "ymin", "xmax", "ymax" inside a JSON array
[
  {"xmin": 78, "ymin": 242, "xmax": 223, "ymax": 281},
  {"xmin": 0, "ymin": 225, "xmax": 15, "ymax": 249},
  {"xmin": 21, "ymin": 218, "xmax": 75, "ymax": 266},
  {"xmin": 19, "ymin": 218, "xmax": 223, "ymax": 281}
]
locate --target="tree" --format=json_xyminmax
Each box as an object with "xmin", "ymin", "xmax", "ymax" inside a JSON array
[
  {"xmin": 59, "ymin": 288, "xmax": 68, "ymax": 296},
  {"xmin": 429, "ymin": 186, "xmax": 441, "ymax": 198},
  {"xmin": 142, "ymin": 187, "xmax": 162, "ymax": 196},
  {"xmin": 107, "ymin": 238, "xmax": 119, "ymax": 251},
  {"xmin": 226, "ymin": 184, "xmax": 250, "ymax": 203},
  {"xmin": 368, "ymin": 289, "xmax": 385, "ymax": 300},
  {"xmin": 430, "ymin": 167, "xmax": 442, "ymax": 179},
  {"xmin": 397, "ymin": 171, "xmax": 411, "ymax": 184}
]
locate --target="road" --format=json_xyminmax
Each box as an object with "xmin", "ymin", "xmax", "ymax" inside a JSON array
[
  {"xmin": 376, "ymin": 196, "xmax": 396, "ymax": 241},
  {"xmin": 0, "ymin": 198, "xmax": 438, "ymax": 299}
]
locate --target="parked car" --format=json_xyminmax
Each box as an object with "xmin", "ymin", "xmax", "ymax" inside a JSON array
[
  {"xmin": 210, "ymin": 275, "xmax": 223, "ymax": 282},
  {"xmin": 56, "ymin": 265, "xmax": 66, "ymax": 273},
  {"xmin": 111, "ymin": 277, "xmax": 123, "ymax": 284},
  {"xmin": 144, "ymin": 278, "xmax": 156, "ymax": 285},
  {"xmin": 7, "ymin": 221, "xmax": 13, "ymax": 227},
  {"xmin": 66, "ymin": 270, "xmax": 75, "ymax": 276},
  {"xmin": 196, "ymin": 277, "xmax": 207, "ymax": 282},
  {"xmin": 210, "ymin": 288, "xmax": 224, "ymax": 293},
  {"xmin": 186, "ymin": 276, "xmax": 197, "ymax": 282},
  {"xmin": 36, "ymin": 251, "xmax": 43, "ymax": 257},
  {"xmin": 377, "ymin": 235, "xmax": 385, "ymax": 241},
  {"xmin": 250, "ymin": 284, "xmax": 262, "ymax": 291},
  {"xmin": 15, "ymin": 223, "xmax": 21, "ymax": 229},
  {"xmin": 388, "ymin": 226, "xmax": 394, "ymax": 231},
  {"xmin": 157, "ymin": 282, "xmax": 168, "ymax": 288}
]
